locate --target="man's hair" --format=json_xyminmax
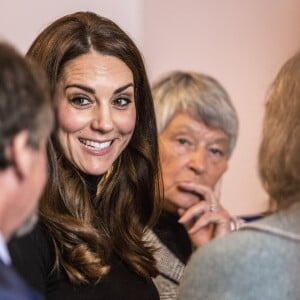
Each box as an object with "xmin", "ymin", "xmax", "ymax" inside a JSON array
[{"xmin": 0, "ymin": 41, "xmax": 53, "ymax": 169}]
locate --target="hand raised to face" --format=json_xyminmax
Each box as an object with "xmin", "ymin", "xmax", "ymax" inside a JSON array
[
  {"xmin": 159, "ymin": 113, "xmax": 229, "ymax": 213},
  {"xmin": 177, "ymin": 181, "xmax": 232, "ymax": 247}
]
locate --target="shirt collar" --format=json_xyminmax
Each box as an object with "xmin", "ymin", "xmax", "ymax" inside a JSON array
[{"xmin": 0, "ymin": 233, "xmax": 11, "ymax": 265}]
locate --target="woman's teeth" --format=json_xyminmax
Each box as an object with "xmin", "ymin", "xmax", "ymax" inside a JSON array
[{"xmin": 80, "ymin": 139, "xmax": 111, "ymax": 150}]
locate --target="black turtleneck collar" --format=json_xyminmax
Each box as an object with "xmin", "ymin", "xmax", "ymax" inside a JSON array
[{"xmin": 78, "ymin": 171, "xmax": 101, "ymax": 200}]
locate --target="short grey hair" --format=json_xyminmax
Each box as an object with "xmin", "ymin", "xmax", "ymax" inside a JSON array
[{"xmin": 152, "ymin": 71, "xmax": 239, "ymax": 156}]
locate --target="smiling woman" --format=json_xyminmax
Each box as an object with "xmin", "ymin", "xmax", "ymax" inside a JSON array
[{"xmin": 8, "ymin": 11, "xmax": 161, "ymax": 300}]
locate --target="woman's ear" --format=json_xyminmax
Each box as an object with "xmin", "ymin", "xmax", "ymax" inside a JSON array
[{"xmin": 8, "ymin": 130, "xmax": 34, "ymax": 179}]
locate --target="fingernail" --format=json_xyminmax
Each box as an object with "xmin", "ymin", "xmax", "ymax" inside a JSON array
[{"xmin": 178, "ymin": 217, "xmax": 185, "ymax": 223}]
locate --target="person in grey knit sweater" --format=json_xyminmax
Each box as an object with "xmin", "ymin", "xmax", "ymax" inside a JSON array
[{"xmin": 178, "ymin": 50, "xmax": 300, "ymax": 300}]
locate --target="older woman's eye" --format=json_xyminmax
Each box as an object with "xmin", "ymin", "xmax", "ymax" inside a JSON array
[
  {"xmin": 176, "ymin": 138, "xmax": 193, "ymax": 146},
  {"xmin": 209, "ymin": 148, "xmax": 224, "ymax": 156},
  {"xmin": 178, "ymin": 138, "xmax": 188, "ymax": 144}
]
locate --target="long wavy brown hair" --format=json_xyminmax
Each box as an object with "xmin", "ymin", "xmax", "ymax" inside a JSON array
[
  {"xmin": 259, "ymin": 50, "xmax": 300, "ymax": 210},
  {"xmin": 27, "ymin": 11, "xmax": 161, "ymax": 284}
]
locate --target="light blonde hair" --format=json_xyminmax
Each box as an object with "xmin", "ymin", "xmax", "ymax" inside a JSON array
[{"xmin": 259, "ymin": 51, "xmax": 300, "ymax": 208}]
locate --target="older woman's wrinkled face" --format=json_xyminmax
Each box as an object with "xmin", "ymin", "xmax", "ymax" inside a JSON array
[
  {"xmin": 55, "ymin": 51, "xmax": 136, "ymax": 175},
  {"xmin": 159, "ymin": 112, "xmax": 229, "ymax": 213}
]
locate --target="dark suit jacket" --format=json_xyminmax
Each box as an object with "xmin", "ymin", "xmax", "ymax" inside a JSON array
[{"xmin": 0, "ymin": 260, "xmax": 42, "ymax": 300}]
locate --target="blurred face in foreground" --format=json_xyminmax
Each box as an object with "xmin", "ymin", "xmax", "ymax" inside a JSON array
[
  {"xmin": 14, "ymin": 136, "xmax": 48, "ymax": 238},
  {"xmin": 55, "ymin": 51, "xmax": 136, "ymax": 175},
  {"xmin": 4, "ymin": 132, "xmax": 49, "ymax": 240},
  {"xmin": 159, "ymin": 112, "xmax": 229, "ymax": 214}
]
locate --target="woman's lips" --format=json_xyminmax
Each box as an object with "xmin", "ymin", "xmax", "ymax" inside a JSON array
[
  {"xmin": 79, "ymin": 138, "xmax": 114, "ymax": 155},
  {"xmin": 79, "ymin": 138, "xmax": 112, "ymax": 150}
]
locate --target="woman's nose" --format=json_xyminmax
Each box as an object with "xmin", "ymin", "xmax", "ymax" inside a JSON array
[
  {"xmin": 188, "ymin": 147, "xmax": 206, "ymax": 175},
  {"xmin": 91, "ymin": 105, "xmax": 114, "ymax": 133}
]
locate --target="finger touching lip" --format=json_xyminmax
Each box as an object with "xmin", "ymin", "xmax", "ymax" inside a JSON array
[
  {"xmin": 177, "ymin": 185, "xmax": 204, "ymax": 201},
  {"xmin": 177, "ymin": 183, "xmax": 204, "ymax": 200}
]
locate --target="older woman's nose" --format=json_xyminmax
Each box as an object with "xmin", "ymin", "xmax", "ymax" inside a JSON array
[{"xmin": 188, "ymin": 146, "xmax": 206, "ymax": 175}]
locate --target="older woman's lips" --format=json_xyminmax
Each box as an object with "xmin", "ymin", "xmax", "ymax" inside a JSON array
[{"xmin": 177, "ymin": 185, "xmax": 204, "ymax": 200}]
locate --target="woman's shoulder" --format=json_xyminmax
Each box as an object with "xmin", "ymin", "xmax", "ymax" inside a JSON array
[
  {"xmin": 179, "ymin": 213, "xmax": 300, "ymax": 300},
  {"xmin": 186, "ymin": 214, "xmax": 300, "ymax": 275}
]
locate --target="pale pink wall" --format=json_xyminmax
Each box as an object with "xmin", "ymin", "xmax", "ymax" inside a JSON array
[
  {"xmin": 141, "ymin": 0, "xmax": 300, "ymax": 215},
  {"xmin": 0, "ymin": 0, "xmax": 143, "ymax": 53}
]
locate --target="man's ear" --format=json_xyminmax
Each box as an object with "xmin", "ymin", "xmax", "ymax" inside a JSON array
[{"xmin": 7, "ymin": 130, "xmax": 33, "ymax": 179}]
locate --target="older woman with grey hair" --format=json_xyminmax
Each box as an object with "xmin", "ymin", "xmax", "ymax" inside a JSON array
[{"xmin": 146, "ymin": 71, "xmax": 239, "ymax": 300}]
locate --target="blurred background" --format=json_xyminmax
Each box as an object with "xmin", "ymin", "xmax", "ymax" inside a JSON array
[{"xmin": 1, "ymin": 0, "xmax": 300, "ymax": 215}]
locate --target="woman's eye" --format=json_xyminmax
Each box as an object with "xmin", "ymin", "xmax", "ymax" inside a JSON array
[
  {"xmin": 113, "ymin": 97, "xmax": 132, "ymax": 107},
  {"xmin": 177, "ymin": 138, "xmax": 190, "ymax": 145},
  {"xmin": 70, "ymin": 96, "xmax": 90, "ymax": 106},
  {"xmin": 209, "ymin": 148, "xmax": 224, "ymax": 156}
]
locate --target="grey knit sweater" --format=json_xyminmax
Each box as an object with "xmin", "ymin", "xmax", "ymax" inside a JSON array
[{"xmin": 178, "ymin": 202, "xmax": 300, "ymax": 300}]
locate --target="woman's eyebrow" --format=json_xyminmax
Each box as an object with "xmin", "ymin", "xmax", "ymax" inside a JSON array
[
  {"xmin": 65, "ymin": 84, "xmax": 95, "ymax": 94},
  {"xmin": 113, "ymin": 83, "xmax": 134, "ymax": 94},
  {"xmin": 207, "ymin": 138, "xmax": 229, "ymax": 145},
  {"xmin": 64, "ymin": 83, "xmax": 134, "ymax": 95}
]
